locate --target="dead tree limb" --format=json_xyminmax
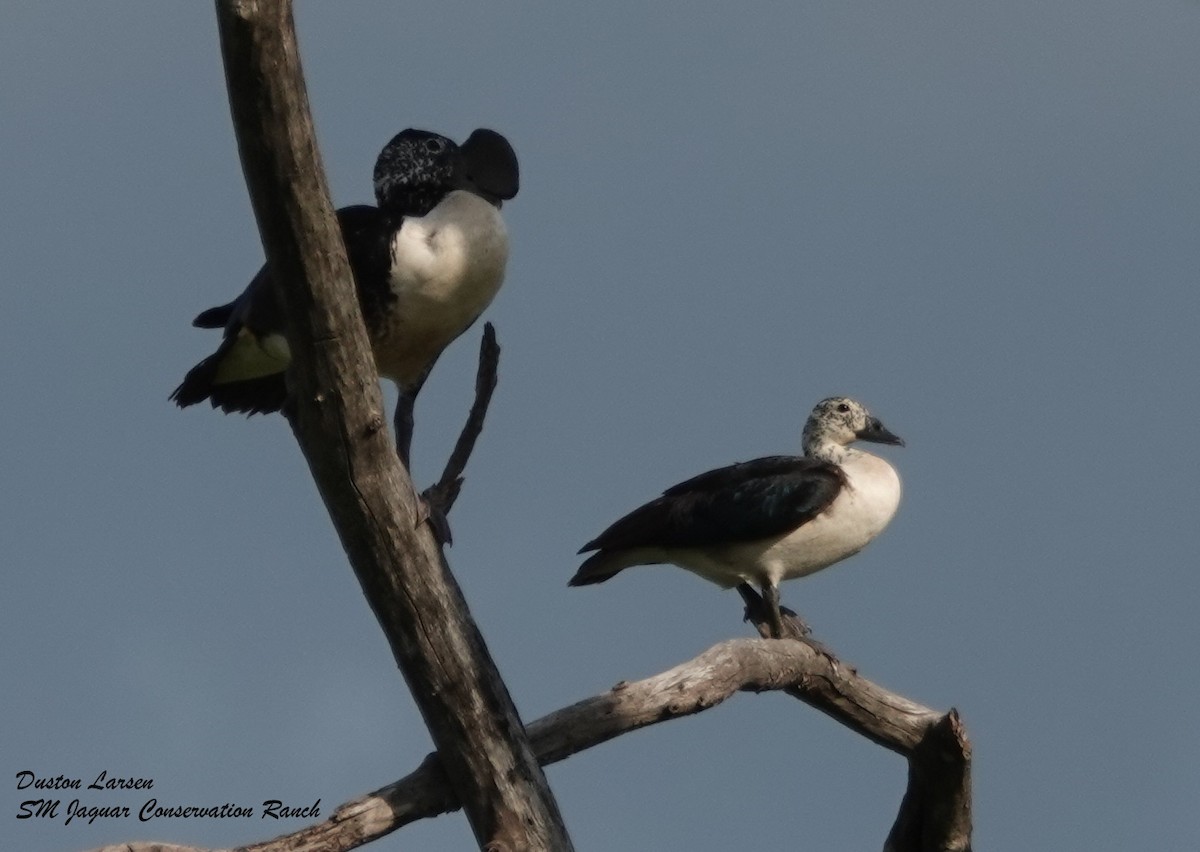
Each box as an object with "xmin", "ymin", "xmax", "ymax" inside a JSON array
[
  {"xmin": 210, "ymin": 2, "xmax": 572, "ymax": 850},
  {"xmin": 423, "ymin": 321, "xmax": 502, "ymax": 520},
  {"xmin": 93, "ymin": 4, "xmax": 969, "ymax": 849},
  {"xmin": 90, "ymin": 631, "xmax": 970, "ymax": 852},
  {"xmin": 741, "ymin": 585, "xmax": 973, "ymax": 851}
]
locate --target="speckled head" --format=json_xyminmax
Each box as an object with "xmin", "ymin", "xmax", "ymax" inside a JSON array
[
  {"xmin": 373, "ymin": 129, "xmax": 462, "ymax": 215},
  {"xmin": 802, "ymin": 397, "xmax": 904, "ymax": 459}
]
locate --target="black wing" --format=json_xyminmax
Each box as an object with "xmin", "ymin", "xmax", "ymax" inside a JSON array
[
  {"xmin": 200, "ymin": 205, "xmax": 389, "ymax": 342},
  {"xmin": 172, "ymin": 205, "xmax": 393, "ymax": 412},
  {"xmin": 580, "ymin": 456, "xmax": 845, "ymax": 552}
]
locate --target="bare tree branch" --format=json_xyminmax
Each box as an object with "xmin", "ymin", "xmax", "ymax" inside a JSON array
[
  {"xmin": 102, "ymin": 5, "xmax": 972, "ymax": 851},
  {"xmin": 740, "ymin": 584, "xmax": 973, "ymax": 850},
  {"xmin": 209, "ymin": 2, "xmax": 572, "ymax": 849},
  {"xmin": 885, "ymin": 710, "xmax": 973, "ymax": 852},
  {"xmin": 422, "ymin": 321, "xmax": 502, "ymax": 519},
  {"xmin": 89, "ymin": 633, "xmax": 969, "ymax": 852}
]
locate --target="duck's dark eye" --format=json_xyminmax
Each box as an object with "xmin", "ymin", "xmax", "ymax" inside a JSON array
[
  {"xmin": 424, "ymin": 138, "xmax": 446, "ymax": 153},
  {"xmin": 836, "ymin": 402, "xmax": 851, "ymax": 413}
]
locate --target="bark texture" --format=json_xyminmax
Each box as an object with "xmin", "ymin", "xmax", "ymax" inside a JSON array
[
  {"xmin": 90, "ymin": 634, "xmax": 971, "ymax": 852},
  {"xmin": 210, "ymin": 2, "xmax": 573, "ymax": 850},
  {"xmin": 93, "ymin": 5, "xmax": 972, "ymax": 851}
]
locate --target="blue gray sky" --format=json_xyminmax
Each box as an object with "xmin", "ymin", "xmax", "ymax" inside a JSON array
[{"xmin": 4, "ymin": 2, "xmax": 1199, "ymax": 850}]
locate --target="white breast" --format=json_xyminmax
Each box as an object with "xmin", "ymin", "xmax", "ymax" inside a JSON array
[
  {"xmin": 669, "ymin": 451, "xmax": 902, "ymax": 590},
  {"xmin": 375, "ymin": 190, "xmax": 509, "ymax": 385}
]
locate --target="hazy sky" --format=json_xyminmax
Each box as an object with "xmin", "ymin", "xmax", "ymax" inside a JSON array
[{"xmin": 4, "ymin": 2, "xmax": 1199, "ymax": 850}]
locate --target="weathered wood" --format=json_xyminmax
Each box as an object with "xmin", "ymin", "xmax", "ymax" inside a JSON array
[
  {"xmin": 95, "ymin": 4, "xmax": 970, "ymax": 849},
  {"xmin": 210, "ymin": 2, "xmax": 573, "ymax": 850},
  {"xmin": 741, "ymin": 585, "xmax": 973, "ymax": 850},
  {"xmin": 89, "ymin": 633, "xmax": 968, "ymax": 852},
  {"xmin": 884, "ymin": 711, "xmax": 974, "ymax": 852}
]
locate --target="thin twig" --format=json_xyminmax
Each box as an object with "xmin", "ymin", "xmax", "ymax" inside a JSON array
[{"xmin": 423, "ymin": 322, "xmax": 501, "ymax": 517}]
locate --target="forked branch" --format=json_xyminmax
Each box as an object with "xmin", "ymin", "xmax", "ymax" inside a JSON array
[
  {"xmin": 101, "ymin": 2, "xmax": 971, "ymax": 850},
  {"xmin": 90, "ymin": 621, "xmax": 971, "ymax": 852}
]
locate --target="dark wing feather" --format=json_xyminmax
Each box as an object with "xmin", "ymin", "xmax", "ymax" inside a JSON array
[
  {"xmin": 217, "ymin": 205, "xmax": 386, "ymax": 341},
  {"xmin": 193, "ymin": 301, "xmax": 236, "ymax": 329},
  {"xmin": 173, "ymin": 205, "xmax": 390, "ymax": 413},
  {"xmin": 169, "ymin": 335, "xmax": 289, "ymax": 414},
  {"xmin": 580, "ymin": 456, "xmax": 845, "ymax": 553},
  {"xmin": 661, "ymin": 455, "xmax": 832, "ymax": 496},
  {"xmin": 339, "ymin": 205, "xmax": 399, "ymax": 337}
]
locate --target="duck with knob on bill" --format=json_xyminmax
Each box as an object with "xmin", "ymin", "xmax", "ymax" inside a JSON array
[
  {"xmin": 571, "ymin": 397, "xmax": 905, "ymax": 638},
  {"xmin": 171, "ymin": 127, "xmax": 519, "ymax": 467}
]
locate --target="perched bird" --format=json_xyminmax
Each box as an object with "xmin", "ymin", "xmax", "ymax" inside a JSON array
[
  {"xmin": 171, "ymin": 127, "xmax": 519, "ymax": 465},
  {"xmin": 571, "ymin": 397, "xmax": 904, "ymax": 637}
]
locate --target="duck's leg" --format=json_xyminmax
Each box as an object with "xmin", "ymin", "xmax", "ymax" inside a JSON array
[
  {"xmin": 762, "ymin": 582, "xmax": 786, "ymax": 639},
  {"xmin": 391, "ymin": 378, "xmax": 452, "ymax": 546},
  {"xmin": 393, "ymin": 389, "xmax": 417, "ymax": 469},
  {"xmin": 738, "ymin": 583, "xmax": 811, "ymax": 639}
]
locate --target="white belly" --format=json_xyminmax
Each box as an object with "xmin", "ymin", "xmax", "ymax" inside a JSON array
[
  {"xmin": 375, "ymin": 190, "xmax": 509, "ymax": 385},
  {"xmin": 671, "ymin": 452, "xmax": 902, "ymax": 589}
]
